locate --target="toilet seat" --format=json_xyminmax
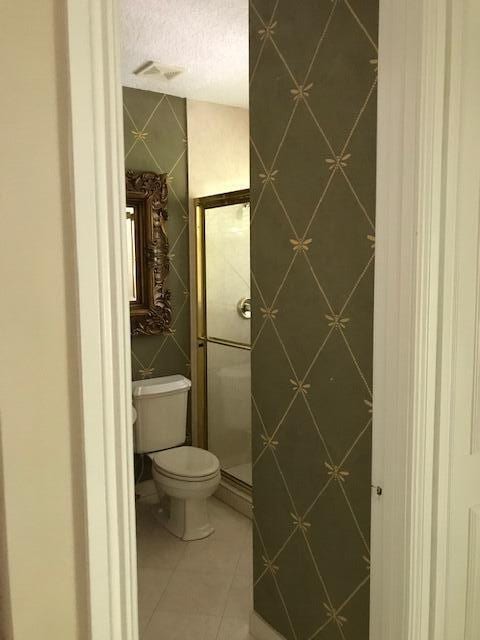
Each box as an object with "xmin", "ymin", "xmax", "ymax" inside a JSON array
[{"xmin": 152, "ymin": 446, "xmax": 220, "ymax": 482}]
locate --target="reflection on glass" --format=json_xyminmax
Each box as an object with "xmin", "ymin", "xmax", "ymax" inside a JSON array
[
  {"xmin": 126, "ymin": 206, "xmax": 137, "ymax": 302},
  {"xmin": 207, "ymin": 342, "xmax": 252, "ymax": 485},
  {"xmin": 203, "ymin": 198, "xmax": 252, "ymax": 486},
  {"xmin": 205, "ymin": 202, "xmax": 251, "ymax": 345}
]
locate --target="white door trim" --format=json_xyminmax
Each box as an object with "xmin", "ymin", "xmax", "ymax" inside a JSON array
[
  {"xmin": 371, "ymin": 0, "xmax": 450, "ymax": 638},
  {"xmin": 65, "ymin": 1, "xmax": 138, "ymax": 639},
  {"xmin": 429, "ymin": 1, "xmax": 480, "ymax": 636},
  {"xmin": 64, "ymin": 0, "xmax": 461, "ymax": 638}
]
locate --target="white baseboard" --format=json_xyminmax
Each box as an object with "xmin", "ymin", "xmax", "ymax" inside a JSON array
[
  {"xmin": 250, "ymin": 612, "xmax": 286, "ymax": 640},
  {"xmin": 214, "ymin": 479, "xmax": 252, "ymax": 519}
]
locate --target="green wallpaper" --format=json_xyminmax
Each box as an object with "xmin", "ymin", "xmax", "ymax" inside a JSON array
[
  {"xmin": 250, "ymin": 1, "xmax": 378, "ymax": 638},
  {"xmin": 123, "ymin": 87, "xmax": 190, "ymax": 385},
  {"xmin": 123, "ymin": 88, "xmax": 190, "ymax": 468}
]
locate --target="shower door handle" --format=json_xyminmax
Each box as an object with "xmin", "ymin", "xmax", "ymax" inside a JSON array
[{"xmin": 237, "ymin": 298, "xmax": 251, "ymax": 319}]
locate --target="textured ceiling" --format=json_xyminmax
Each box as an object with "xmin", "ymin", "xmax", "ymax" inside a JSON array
[{"xmin": 121, "ymin": 0, "xmax": 249, "ymax": 108}]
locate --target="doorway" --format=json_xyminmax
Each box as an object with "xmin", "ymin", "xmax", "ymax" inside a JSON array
[
  {"xmin": 63, "ymin": 0, "xmax": 476, "ymax": 638},
  {"xmin": 120, "ymin": 1, "xmax": 253, "ymax": 638}
]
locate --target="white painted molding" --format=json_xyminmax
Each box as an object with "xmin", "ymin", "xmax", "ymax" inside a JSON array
[
  {"xmin": 371, "ymin": 0, "xmax": 448, "ymax": 639},
  {"xmin": 65, "ymin": 1, "xmax": 138, "ymax": 639},
  {"xmin": 430, "ymin": 1, "xmax": 480, "ymax": 637},
  {"xmin": 250, "ymin": 612, "xmax": 285, "ymax": 640}
]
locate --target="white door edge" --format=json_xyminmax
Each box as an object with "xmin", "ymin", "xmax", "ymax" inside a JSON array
[
  {"xmin": 430, "ymin": 1, "xmax": 480, "ymax": 637},
  {"xmin": 371, "ymin": 0, "xmax": 450, "ymax": 638},
  {"xmin": 65, "ymin": 0, "xmax": 138, "ymax": 638}
]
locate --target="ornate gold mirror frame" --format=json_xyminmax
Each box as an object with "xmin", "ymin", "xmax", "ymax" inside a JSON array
[{"xmin": 126, "ymin": 170, "xmax": 172, "ymax": 335}]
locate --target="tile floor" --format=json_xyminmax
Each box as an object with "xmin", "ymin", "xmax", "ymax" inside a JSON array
[{"xmin": 136, "ymin": 493, "xmax": 254, "ymax": 640}]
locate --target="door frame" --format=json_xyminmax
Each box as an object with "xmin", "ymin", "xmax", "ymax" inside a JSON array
[
  {"xmin": 65, "ymin": 0, "xmax": 457, "ymax": 638},
  {"xmin": 65, "ymin": 1, "xmax": 138, "ymax": 638},
  {"xmin": 371, "ymin": 0, "xmax": 459, "ymax": 638}
]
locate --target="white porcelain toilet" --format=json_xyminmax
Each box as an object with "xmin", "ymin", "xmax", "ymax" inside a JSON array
[{"xmin": 132, "ymin": 375, "xmax": 220, "ymax": 541}]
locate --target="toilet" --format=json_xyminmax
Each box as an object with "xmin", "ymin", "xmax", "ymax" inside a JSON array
[{"xmin": 132, "ymin": 375, "xmax": 220, "ymax": 541}]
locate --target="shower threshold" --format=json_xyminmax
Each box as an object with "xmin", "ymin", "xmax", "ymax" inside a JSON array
[
  {"xmin": 215, "ymin": 467, "xmax": 252, "ymax": 518},
  {"xmin": 225, "ymin": 462, "xmax": 252, "ymax": 486}
]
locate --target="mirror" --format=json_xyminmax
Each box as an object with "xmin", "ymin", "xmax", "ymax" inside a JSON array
[
  {"xmin": 125, "ymin": 170, "xmax": 172, "ymax": 335},
  {"xmin": 125, "ymin": 205, "xmax": 137, "ymax": 302}
]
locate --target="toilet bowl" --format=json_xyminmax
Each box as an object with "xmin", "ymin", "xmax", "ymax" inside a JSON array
[
  {"xmin": 149, "ymin": 446, "xmax": 220, "ymax": 540},
  {"xmin": 132, "ymin": 376, "xmax": 220, "ymax": 541}
]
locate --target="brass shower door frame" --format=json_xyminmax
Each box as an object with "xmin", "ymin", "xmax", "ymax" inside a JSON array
[{"xmin": 194, "ymin": 189, "xmax": 251, "ymax": 493}]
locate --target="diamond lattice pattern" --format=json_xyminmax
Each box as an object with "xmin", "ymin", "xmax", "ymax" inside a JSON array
[
  {"xmin": 123, "ymin": 88, "xmax": 191, "ymax": 387},
  {"xmin": 250, "ymin": 1, "xmax": 378, "ymax": 638}
]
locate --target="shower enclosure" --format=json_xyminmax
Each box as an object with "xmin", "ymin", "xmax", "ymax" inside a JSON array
[{"xmin": 195, "ymin": 190, "xmax": 251, "ymax": 489}]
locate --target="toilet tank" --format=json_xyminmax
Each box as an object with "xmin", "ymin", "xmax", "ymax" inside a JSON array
[{"xmin": 132, "ymin": 375, "xmax": 191, "ymax": 453}]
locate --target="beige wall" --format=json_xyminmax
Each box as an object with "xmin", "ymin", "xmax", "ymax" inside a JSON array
[
  {"xmin": 187, "ymin": 100, "xmax": 249, "ymax": 198},
  {"xmin": 186, "ymin": 100, "xmax": 250, "ymax": 442},
  {"xmin": 0, "ymin": 3, "xmax": 87, "ymax": 639}
]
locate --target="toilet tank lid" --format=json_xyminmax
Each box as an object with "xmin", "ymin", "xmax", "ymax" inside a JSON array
[{"xmin": 132, "ymin": 375, "xmax": 191, "ymax": 397}]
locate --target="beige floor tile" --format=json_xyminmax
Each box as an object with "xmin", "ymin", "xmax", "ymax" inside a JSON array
[
  {"xmin": 216, "ymin": 616, "xmax": 255, "ymax": 640},
  {"xmin": 208, "ymin": 498, "xmax": 251, "ymax": 544},
  {"xmin": 135, "ymin": 496, "xmax": 161, "ymax": 533},
  {"xmin": 136, "ymin": 500, "xmax": 188, "ymax": 571},
  {"xmin": 235, "ymin": 539, "xmax": 253, "ymax": 579},
  {"xmin": 223, "ymin": 573, "xmax": 253, "ymax": 621},
  {"xmin": 143, "ymin": 610, "xmax": 220, "ymax": 640},
  {"xmin": 156, "ymin": 570, "xmax": 233, "ymax": 616},
  {"xmin": 176, "ymin": 536, "xmax": 241, "ymax": 574},
  {"xmin": 242, "ymin": 527, "xmax": 253, "ymax": 551},
  {"xmin": 136, "ymin": 494, "xmax": 253, "ymax": 639},
  {"xmin": 136, "ymin": 530, "xmax": 187, "ymax": 571},
  {"xmin": 137, "ymin": 567, "xmax": 172, "ymax": 634},
  {"xmin": 135, "ymin": 480, "xmax": 156, "ymax": 499}
]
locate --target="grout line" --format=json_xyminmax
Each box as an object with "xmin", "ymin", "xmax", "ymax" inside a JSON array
[
  {"xmin": 211, "ymin": 497, "xmax": 253, "ymax": 639},
  {"xmin": 139, "ymin": 497, "xmax": 253, "ymax": 639},
  {"xmin": 214, "ymin": 545, "xmax": 246, "ymax": 639},
  {"xmin": 141, "ymin": 564, "xmax": 178, "ymax": 638},
  {"xmin": 138, "ymin": 499, "xmax": 188, "ymax": 637}
]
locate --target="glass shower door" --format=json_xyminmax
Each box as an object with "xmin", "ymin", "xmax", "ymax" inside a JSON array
[{"xmin": 197, "ymin": 192, "xmax": 251, "ymax": 487}]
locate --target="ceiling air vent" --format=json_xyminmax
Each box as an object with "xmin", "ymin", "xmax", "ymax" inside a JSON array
[{"xmin": 134, "ymin": 61, "xmax": 184, "ymax": 81}]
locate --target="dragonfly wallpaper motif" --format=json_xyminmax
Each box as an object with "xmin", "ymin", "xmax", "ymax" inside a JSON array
[
  {"xmin": 123, "ymin": 88, "xmax": 191, "ymax": 387},
  {"xmin": 123, "ymin": 87, "xmax": 191, "ymax": 469},
  {"xmin": 250, "ymin": 1, "xmax": 378, "ymax": 637}
]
